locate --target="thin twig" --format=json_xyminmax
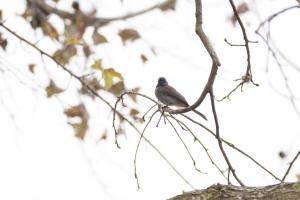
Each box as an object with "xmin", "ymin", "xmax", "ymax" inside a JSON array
[
  {"xmin": 169, "ymin": 114, "xmax": 227, "ymax": 180},
  {"xmin": 166, "ymin": 116, "xmax": 207, "ymax": 174},
  {"xmin": 282, "ymin": 150, "xmax": 300, "ymax": 182},
  {"xmin": 134, "ymin": 109, "xmax": 159, "ymax": 189},
  {"xmin": 181, "ymin": 113, "xmax": 281, "ymax": 182}
]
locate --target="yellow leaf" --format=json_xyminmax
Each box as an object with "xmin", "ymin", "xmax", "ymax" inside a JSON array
[
  {"xmin": 102, "ymin": 68, "xmax": 123, "ymax": 89},
  {"xmin": 91, "ymin": 59, "xmax": 103, "ymax": 71}
]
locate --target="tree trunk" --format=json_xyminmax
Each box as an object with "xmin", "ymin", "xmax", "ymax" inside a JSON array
[{"xmin": 169, "ymin": 182, "xmax": 300, "ymax": 200}]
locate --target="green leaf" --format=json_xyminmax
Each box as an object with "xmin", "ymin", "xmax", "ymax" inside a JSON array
[
  {"xmin": 91, "ymin": 59, "xmax": 103, "ymax": 71},
  {"xmin": 102, "ymin": 68, "xmax": 123, "ymax": 89}
]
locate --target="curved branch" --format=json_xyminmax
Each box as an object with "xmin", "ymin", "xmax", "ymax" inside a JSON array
[{"xmin": 28, "ymin": 0, "xmax": 176, "ymax": 27}]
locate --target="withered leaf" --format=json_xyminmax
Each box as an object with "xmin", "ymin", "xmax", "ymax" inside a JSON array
[
  {"xmin": 28, "ymin": 63, "xmax": 36, "ymax": 74},
  {"xmin": 46, "ymin": 80, "xmax": 64, "ymax": 97},
  {"xmin": 92, "ymin": 30, "xmax": 108, "ymax": 45},
  {"xmin": 118, "ymin": 28, "xmax": 140, "ymax": 44},
  {"xmin": 297, "ymin": 174, "xmax": 300, "ymax": 182},
  {"xmin": 231, "ymin": 2, "xmax": 249, "ymax": 24},
  {"xmin": 42, "ymin": 22, "xmax": 59, "ymax": 40},
  {"xmin": 83, "ymin": 44, "xmax": 91, "ymax": 57},
  {"xmin": 128, "ymin": 87, "xmax": 140, "ymax": 102},
  {"xmin": 159, "ymin": 0, "xmax": 176, "ymax": 11},
  {"xmin": 109, "ymin": 81, "xmax": 124, "ymax": 96},
  {"xmin": 53, "ymin": 45, "xmax": 77, "ymax": 65},
  {"xmin": 65, "ymin": 103, "xmax": 89, "ymax": 140},
  {"xmin": 140, "ymin": 54, "xmax": 148, "ymax": 63}
]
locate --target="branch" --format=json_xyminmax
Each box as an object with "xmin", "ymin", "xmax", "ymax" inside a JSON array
[
  {"xmin": 209, "ymin": 89, "xmax": 244, "ymax": 186},
  {"xmin": 0, "ymin": 23, "xmax": 194, "ymax": 189},
  {"xmin": 168, "ymin": 182, "xmax": 300, "ymax": 200},
  {"xmin": 282, "ymin": 150, "xmax": 300, "ymax": 182},
  {"xmin": 28, "ymin": 0, "xmax": 176, "ymax": 27}
]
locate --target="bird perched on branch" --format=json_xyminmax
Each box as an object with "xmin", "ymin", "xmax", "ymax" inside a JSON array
[{"xmin": 155, "ymin": 77, "xmax": 207, "ymax": 120}]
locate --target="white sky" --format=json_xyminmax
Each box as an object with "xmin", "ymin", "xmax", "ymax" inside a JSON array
[{"xmin": 0, "ymin": 0, "xmax": 300, "ymax": 199}]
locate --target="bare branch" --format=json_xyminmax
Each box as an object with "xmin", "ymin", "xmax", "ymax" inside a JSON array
[
  {"xmin": 181, "ymin": 113, "xmax": 281, "ymax": 182},
  {"xmin": 166, "ymin": 116, "xmax": 207, "ymax": 174},
  {"xmin": 134, "ymin": 109, "xmax": 159, "ymax": 190},
  {"xmin": 209, "ymin": 89, "xmax": 244, "ymax": 186},
  {"xmin": 282, "ymin": 150, "xmax": 300, "ymax": 182},
  {"xmin": 28, "ymin": 0, "xmax": 177, "ymax": 27}
]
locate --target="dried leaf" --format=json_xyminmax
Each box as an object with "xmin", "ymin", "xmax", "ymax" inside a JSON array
[
  {"xmin": 102, "ymin": 68, "xmax": 123, "ymax": 89},
  {"xmin": 109, "ymin": 81, "xmax": 124, "ymax": 96},
  {"xmin": 140, "ymin": 54, "xmax": 148, "ymax": 63},
  {"xmin": 46, "ymin": 80, "xmax": 63, "ymax": 97},
  {"xmin": 28, "ymin": 63, "xmax": 35, "ymax": 74},
  {"xmin": 128, "ymin": 87, "xmax": 140, "ymax": 102},
  {"xmin": 159, "ymin": 0, "xmax": 176, "ymax": 11},
  {"xmin": 53, "ymin": 45, "xmax": 77, "ymax": 65},
  {"xmin": 92, "ymin": 31, "xmax": 108, "ymax": 44},
  {"xmin": 64, "ymin": 104, "xmax": 86, "ymax": 118},
  {"xmin": 118, "ymin": 28, "xmax": 140, "ymax": 44},
  {"xmin": 230, "ymin": 2, "xmax": 249, "ymax": 24},
  {"xmin": 83, "ymin": 44, "xmax": 91, "ymax": 57},
  {"xmin": 91, "ymin": 59, "xmax": 103, "ymax": 71},
  {"xmin": 80, "ymin": 77, "xmax": 102, "ymax": 97},
  {"xmin": 130, "ymin": 108, "xmax": 139, "ymax": 116},
  {"xmin": 65, "ymin": 104, "xmax": 89, "ymax": 140},
  {"xmin": 0, "ymin": 33, "xmax": 7, "ymax": 50},
  {"xmin": 42, "ymin": 22, "xmax": 59, "ymax": 40},
  {"xmin": 297, "ymin": 174, "xmax": 300, "ymax": 182}
]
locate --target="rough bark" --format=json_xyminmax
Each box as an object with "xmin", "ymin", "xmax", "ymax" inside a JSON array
[{"xmin": 169, "ymin": 182, "xmax": 300, "ymax": 200}]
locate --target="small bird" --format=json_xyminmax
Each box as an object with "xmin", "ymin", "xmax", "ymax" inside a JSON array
[{"xmin": 155, "ymin": 77, "xmax": 207, "ymax": 120}]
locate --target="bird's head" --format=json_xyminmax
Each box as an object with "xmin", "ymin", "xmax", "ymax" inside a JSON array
[{"xmin": 157, "ymin": 77, "xmax": 168, "ymax": 87}]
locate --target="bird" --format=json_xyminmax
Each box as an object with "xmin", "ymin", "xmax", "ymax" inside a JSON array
[{"xmin": 155, "ymin": 77, "xmax": 207, "ymax": 120}]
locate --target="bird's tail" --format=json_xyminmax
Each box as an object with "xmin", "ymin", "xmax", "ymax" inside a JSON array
[{"xmin": 193, "ymin": 110, "xmax": 207, "ymax": 121}]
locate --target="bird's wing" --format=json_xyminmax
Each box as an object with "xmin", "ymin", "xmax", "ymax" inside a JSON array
[{"xmin": 159, "ymin": 85, "xmax": 189, "ymax": 107}]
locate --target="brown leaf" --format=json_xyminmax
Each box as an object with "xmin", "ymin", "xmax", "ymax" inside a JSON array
[
  {"xmin": 46, "ymin": 80, "xmax": 64, "ymax": 97},
  {"xmin": 118, "ymin": 28, "xmax": 140, "ymax": 44},
  {"xmin": 109, "ymin": 81, "xmax": 124, "ymax": 96},
  {"xmin": 42, "ymin": 22, "xmax": 59, "ymax": 40},
  {"xmin": 0, "ymin": 33, "xmax": 7, "ymax": 50},
  {"xmin": 65, "ymin": 103, "xmax": 89, "ymax": 140},
  {"xmin": 297, "ymin": 174, "xmax": 300, "ymax": 182},
  {"xmin": 92, "ymin": 30, "xmax": 108, "ymax": 45},
  {"xmin": 83, "ymin": 44, "xmax": 91, "ymax": 57},
  {"xmin": 140, "ymin": 54, "xmax": 148, "ymax": 63},
  {"xmin": 53, "ymin": 45, "xmax": 77, "ymax": 65},
  {"xmin": 79, "ymin": 77, "xmax": 103, "ymax": 97},
  {"xmin": 64, "ymin": 104, "xmax": 86, "ymax": 118},
  {"xmin": 128, "ymin": 87, "xmax": 140, "ymax": 102},
  {"xmin": 28, "ymin": 63, "xmax": 35, "ymax": 74},
  {"xmin": 230, "ymin": 2, "xmax": 249, "ymax": 24},
  {"xmin": 159, "ymin": 0, "xmax": 176, "ymax": 11}
]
